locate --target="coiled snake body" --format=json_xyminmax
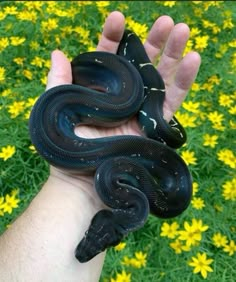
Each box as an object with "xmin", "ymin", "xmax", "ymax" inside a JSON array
[{"xmin": 29, "ymin": 30, "xmax": 192, "ymax": 263}]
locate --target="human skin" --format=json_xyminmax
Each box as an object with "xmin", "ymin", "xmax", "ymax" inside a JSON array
[{"xmin": 0, "ymin": 11, "xmax": 201, "ymax": 282}]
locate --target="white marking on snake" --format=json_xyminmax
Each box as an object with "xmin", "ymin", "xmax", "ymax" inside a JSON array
[
  {"xmin": 124, "ymin": 42, "xmax": 128, "ymax": 56},
  {"xmin": 170, "ymin": 118, "xmax": 178, "ymax": 126},
  {"xmin": 139, "ymin": 62, "xmax": 152, "ymax": 68},
  {"xmin": 151, "ymin": 88, "xmax": 165, "ymax": 92},
  {"xmin": 161, "ymin": 159, "xmax": 167, "ymax": 164},
  {"xmin": 140, "ymin": 110, "xmax": 147, "ymax": 116},
  {"xmin": 95, "ymin": 58, "xmax": 103, "ymax": 63},
  {"xmin": 149, "ymin": 118, "xmax": 157, "ymax": 129}
]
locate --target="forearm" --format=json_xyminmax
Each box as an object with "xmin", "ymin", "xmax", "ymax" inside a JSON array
[{"xmin": 0, "ymin": 170, "xmax": 105, "ymax": 282}]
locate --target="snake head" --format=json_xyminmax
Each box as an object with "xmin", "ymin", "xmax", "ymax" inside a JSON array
[{"xmin": 75, "ymin": 210, "xmax": 125, "ymax": 263}]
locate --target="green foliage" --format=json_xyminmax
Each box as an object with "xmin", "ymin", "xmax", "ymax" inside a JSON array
[{"xmin": 0, "ymin": 1, "xmax": 235, "ymax": 281}]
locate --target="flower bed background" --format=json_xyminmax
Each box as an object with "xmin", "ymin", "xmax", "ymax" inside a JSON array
[{"xmin": 0, "ymin": 1, "xmax": 235, "ymax": 281}]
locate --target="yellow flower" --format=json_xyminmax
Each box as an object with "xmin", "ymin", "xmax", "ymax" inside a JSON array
[
  {"xmin": 2, "ymin": 194, "xmax": 20, "ymax": 214},
  {"xmin": 222, "ymin": 178, "xmax": 236, "ymax": 201},
  {"xmin": 0, "ymin": 66, "xmax": 6, "ymax": 82},
  {"xmin": 212, "ymin": 122, "xmax": 225, "ymax": 131},
  {"xmin": 208, "ymin": 74, "xmax": 221, "ymax": 85},
  {"xmin": 0, "ymin": 11, "xmax": 6, "ymax": 20},
  {"xmin": 223, "ymin": 18, "xmax": 234, "ymax": 29},
  {"xmin": 160, "ymin": 222, "xmax": 179, "ymax": 239},
  {"xmin": 183, "ymin": 39, "xmax": 194, "ymax": 56},
  {"xmin": 208, "ymin": 111, "xmax": 224, "ymax": 128},
  {"xmin": 122, "ymin": 251, "xmax": 147, "ymax": 269},
  {"xmin": 194, "ymin": 35, "xmax": 209, "ymax": 52},
  {"xmin": 188, "ymin": 252, "xmax": 214, "ymax": 279},
  {"xmin": 8, "ymin": 101, "xmax": 25, "ymax": 118},
  {"xmin": 4, "ymin": 6, "xmax": 18, "ymax": 15},
  {"xmin": 191, "ymin": 82, "xmax": 201, "ymax": 92},
  {"xmin": 215, "ymin": 43, "xmax": 229, "ymax": 58},
  {"xmin": 0, "ymin": 37, "xmax": 9, "ymax": 52},
  {"xmin": 26, "ymin": 97, "xmax": 38, "ymax": 108},
  {"xmin": 191, "ymin": 218, "xmax": 209, "ymax": 233},
  {"xmin": 229, "ymin": 105, "xmax": 236, "ymax": 115},
  {"xmin": 169, "ymin": 239, "xmax": 190, "ymax": 254},
  {"xmin": 1, "ymin": 89, "xmax": 12, "ymax": 97},
  {"xmin": 0, "ymin": 197, "xmax": 5, "ymax": 216},
  {"xmin": 111, "ymin": 270, "xmax": 131, "ymax": 282},
  {"xmin": 40, "ymin": 75, "xmax": 47, "ymax": 86},
  {"xmin": 41, "ymin": 18, "xmax": 58, "ymax": 31},
  {"xmin": 217, "ymin": 149, "xmax": 236, "ymax": 169},
  {"xmin": 30, "ymin": 41, "xmax": 40, "ymax": 50},
  {"xmin": 31, "ymin": 56, "xmax": 45, "ymax": 68},
  {"xmin": 96, "ymin": 1, "xmax": 110, "ymax": 7},
  {"xmin": 0, "ymin": 145, "xmax": 16, "ymax": 161},
  {"xmin": 212, "ymin": 232, "xmax": 228, "ymax": 248},
  {"xmin": 223, "ymin": 240, "xmax": 236, "ymax": 256},
  {"xmin": 219, "ymin": 94, "xmax": 233, "ymax": 107},
  {"xmin": 190, "ymin": 27, "xmax": 201, "ymax": 37},
  {"xmin": 23, "ymin": 69, "xmax": 33, "ymax": 80},
  {"xmin": 192, "ymin": 182, "xmax": 199, "ymax": 196},
  {"xmin": 126, "ymin": 17, "xmax": 148, "ymax": 43},
  {"xmin": 10, "ymin": 37, "xmax": 26, "ymax": 46},
  {"xmin": 229, "ymin": 39, "xmax": 236, "ymax": 47},
  {"xmin": 178, "ymin": 221, "xmax": 201, "ymax": 247},
  {"xmin": 174, "ymin": 112, "xmax": 197, "ymax": 128},
  {"xmin": 191, "ymin": 197, "xmax": 205, "ymax": 210},
  {"xmin": 181, "ymin": 150, "xmax": 197, "ymax": 165},
  {"xmin": 163, "ymin": 1, "xmax": 176, "ymax": 7},
  {"xmin": 17, "ymin": 11, "xmax": 37, "ymax": 22},
  {"xmin": 201, "ymin": 81, "xmax": 214, "ymax": 92},
  {"xmin": 24, "ymin": 1, "xmax": 44, "ymax": 10},
  {"xmin": 133, "ymin": 251, "xmax": 147, "ymax": 268},
  {"xmin": 29, "ymin": 145, "xmax": 36, "ymax": 153},
  {"xmin": 203, "ymin": 134, "xmax": 218, "ymax": 148},
  {"xmin": 178, "ymin": 219, "xmax": 208, "ymax": 247},
  {"xmin": 114, "ymin": 242, "xmax": 126, "ymax": 251},
  {"xmin": 13, "ymin": 57, "xmax": 25, "ymax": 66},
  {"xmin": 182, "ymin": 101, "xmax": 200, "ymax": 113}
]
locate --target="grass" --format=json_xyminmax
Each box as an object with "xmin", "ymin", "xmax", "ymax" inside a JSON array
[{"xmin": 0, "ymin": 1, "xmax": 236, "ymax": 281}]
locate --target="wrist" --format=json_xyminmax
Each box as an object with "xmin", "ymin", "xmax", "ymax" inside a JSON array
[{"xmin": 49, "ymin": 166, "xmax": 104, "ymax": 211}]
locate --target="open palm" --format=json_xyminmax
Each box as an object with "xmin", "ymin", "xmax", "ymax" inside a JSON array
[{"xmin": 47, "ymin": 12, "xmax": 201, "ymax": 146}]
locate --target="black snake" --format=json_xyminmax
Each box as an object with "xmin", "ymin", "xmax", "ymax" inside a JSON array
[{"xmin": 29, "ymin": 30, "xmax": 192, "ymax": 263}]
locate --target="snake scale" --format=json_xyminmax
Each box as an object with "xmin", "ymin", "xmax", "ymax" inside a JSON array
[{"xmin": 29, "ymin": 30, "xmax": 192, "ymax": 263}]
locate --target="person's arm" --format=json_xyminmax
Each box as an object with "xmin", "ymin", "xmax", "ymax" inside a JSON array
[{"xmin": 0, "ymin": 11, "xmax": 201, "ymax": 282}]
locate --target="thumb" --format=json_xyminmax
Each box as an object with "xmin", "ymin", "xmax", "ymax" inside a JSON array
[{"xmin": 46, "ymin": 50, "xmax": 72, "ymax": 90}]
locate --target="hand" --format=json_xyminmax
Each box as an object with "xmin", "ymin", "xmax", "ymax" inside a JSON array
[
  {"xmin": 47, "ymin": 11, "xmax": 201, "ymax": 141},
  {"xmin": 47, "ymin": 11, "xmax": 201, "ymax": 198}
]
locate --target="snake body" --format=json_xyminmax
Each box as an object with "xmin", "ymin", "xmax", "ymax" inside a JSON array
[{"xmin": 29, "ymin": 30, "xmax": 192, "ymax": 263}]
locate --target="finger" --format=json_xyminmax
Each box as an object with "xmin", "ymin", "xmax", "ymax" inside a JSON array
[
  {"xmin": 96, "ymin": 11, "xmax": 125, "ymax": 53},
  {"xmin": 143, "ymin": 15, "xmax": 174, "ymax": 63},
  {"xmin": 163, "ymin": 51, "xmax": 201, "ymax": 121},
  {"xmin": 157, "ymin": 23, "xmax": 190, "ymax": 85},
  {"xmin": 46, "ymin": 50, "xmax": 72, "ymax": 90}
]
